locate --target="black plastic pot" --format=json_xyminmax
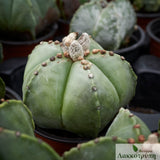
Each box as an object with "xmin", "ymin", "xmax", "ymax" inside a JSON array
[
  {"xmin": 136, "ymin": 12, "xmax": 160, "ymax": 30},
  {"xmin": 114, "ymin": 26, "xmax": 148, "ymax": 65},
  {"xmin": 129, "ymin": 54, "xmax": 160, "ymax": 131},
  {"xmin": 146, "ymin": 18, "xmax": 160, "ymax": 57},
  {"xmin": 132, "ymin": 54, "xmax": 160, "ymax": 109},
  {"xmin": 0, "ymin": 57, "xmax": 27, "ymax": 97},
  {"xmin": 0, "ymin": 23, "xmax": 58, "ymax": 60}
]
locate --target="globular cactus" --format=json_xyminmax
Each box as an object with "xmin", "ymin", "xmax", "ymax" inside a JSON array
[
  {"xmin": 106, "ymin": 108, "xmax": 151, "ymax": 143},
  {"xmin": 0, "ymin": 100, "xmax": 35, "ymax": 136},
  {"xmin": 0, "ymin": 128, "xmax": 62, "ymax": 160},
  {"xmin": 63, "ymin": 108, "xmax": 151, "ymax": 160},
  {"xmin": 0, "ymin": 43, "xmax": 3, "ymax": 62},
  {"xmin": 0, "ymin": 0, "xmax": 60, "ymax": 40},
  {"xmin": 0, "ymin": 77, "xmax": 5, "ymax": 99},
  {"xmin": 130, "ymin": 0, "xmax": 160, "ymax": 12},
  {"xmin": 23, "ymin": 32, "xmax": 137, "ymax": 138},
  {"xmin": 69, "ymin": 0, "xmax": 136, "ymax": 51}
]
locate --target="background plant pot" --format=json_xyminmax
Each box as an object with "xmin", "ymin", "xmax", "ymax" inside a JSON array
[
  {"xmin": 146, "ymin": 18, "xmax": 160, "ymax": 57},
  {"xmin": 0, "ymin": 57, "xmax": 27, "ymax": 97},
  {"xmin": 114, "ymin": 25, "xmax": 148, "ymax": 65},
  {"xmin": 1, "ymin": 23, "xmax": 58, "ymax": 60},
  {"xmin": 129, "ymin": 54, "xmax": 160, "ymax": 131},
  {"xmin": 136, "ymin": 12, "xmax": 160, "ymax": 30},
  {"xmin": 132, "ymin": 55, "xmax": 160, "ymax": 109}
]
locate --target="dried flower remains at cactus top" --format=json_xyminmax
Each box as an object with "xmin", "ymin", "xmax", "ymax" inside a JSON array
[{"xmin": 61, "ymin": 32, "xmax": 90, "ymax": 61}]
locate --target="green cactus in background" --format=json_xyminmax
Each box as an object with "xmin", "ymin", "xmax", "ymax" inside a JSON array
[
  {"xmin": 69, "ymin": 0, "xmax": 136, "ymax": 51},
  {"xmin": 0, "ymin": 43, "xmax": 3, "ymax": 62},
  {"xmin": 23, "ymin": 32, "xmax": 137, "ymax": 138},
  {"xmin": 56, "ymin": 0, "xmax": 85, "ymax": 20},
  {"xmin": 130, "ymin": 0, "xmax": 160, "ymax": 12},
  {"xmin": 106, "ymin": 108, "xmax": 151, "ymax": 142},
  {"xmin": 63, "ymin": 108, "xmax": 151, "ymax": 160},
  {"xmin": 0, "ymin": 77, "xmax": 5, "ymax": 99},
  {"xmin": 0, "ymin": 0, "xmax": 60, "ymax": 40},
  {"xmin": 0, "ymin": 128, "xmax": 62, "ymax": 160},
  {"xmin": 56, "ymin": 0, "xmax": 99, "ymax": 20},
  {"xmin": 0, "ymin": 100, "xmax": 35, "ymax": 136}
]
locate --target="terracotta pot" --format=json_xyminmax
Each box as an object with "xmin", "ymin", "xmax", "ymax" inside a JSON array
[
  {"xmin": 136, "ymin": 12, "xmax": 160, "ymax": 30},
  {"xmin": 146, "ymin": 18, "xmax": 160, "ymax": 57},
  {"xmin": 0, "ymin": 24, "xmax": 58, "ymax": 60},
  {"xmin": 115, "ymin": 25, "xmax": 147, "ymax": 65}
]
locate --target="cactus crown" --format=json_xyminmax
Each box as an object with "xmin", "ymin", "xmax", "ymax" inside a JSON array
[{"xmin": 62, "ymin": 32, "xmax": 90, "ymax": 61}]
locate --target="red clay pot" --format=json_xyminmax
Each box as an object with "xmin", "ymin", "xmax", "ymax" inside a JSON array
[
  {"xmin": 137, "ymin": 12, "xmax": 160, "ymax": 30},
  {"xmin": 146, "ymin": 18, "xmax": 160, "ymax": 57},
  {"xmin": 1, "ymin": 24, "xmax": 58, "ymax": 61}
]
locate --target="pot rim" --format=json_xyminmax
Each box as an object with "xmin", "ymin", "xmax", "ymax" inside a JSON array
[
  {"xmin": 146, "ymin": 18, "xmax": 160, "ymax": 43},
  {"xmin": 34, "ymin": 125, "xmax": 92, "ymax": 144},
  {"xmin": 136, "ymin": 11, "xmax": 160, "ymax": 18},
  {"xmin": 115, "ymin": 25, "xmax": 145, "ymax": 55},
  {"xmin": 5, "ymin": 86, "xmax": 22, "ymax": 100},
  {"xmin": 0, "ymin": 23, "xmax": 58, "ymax": 46}
]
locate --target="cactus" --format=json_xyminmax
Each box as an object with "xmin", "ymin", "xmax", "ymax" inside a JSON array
[
  {"xmin": 0, "ymin": 0, "xmax": 60, "ymax": 40},
  {"xmin": 130, "ymin": 0, "xmax": 160, "ymax": 12},
  {"xmin": 69, "ymin": 0, "xmax": 136, "ymax": 51},
  {"xmin": 0, "ymin": 128, "xmax": 62, "ymax": 160},
  {"xmin": 63, "ymin": 108, "xmax": 151, "ymax": 160},
  {"xmin": 0, "ymin": 100, "xmax": 35, "ymax": 136},
  {"xmin": 56, "ymin": 0, "xmax": 99, "ymax": 20},
  {"xmin": 56, "ymin": 0, "xmax": 85, "ymax": 20},
  {"xmin": 63, "ymin": 136, "xmax": 127, "ymax": 160},
  {"xmin": 106, "ymin": 108, "xmax": 151, "ymax": 143},
  {"xmin": 0, "ymin": 43, "xmax": 3, "ymax": 62},
  {"xmin": 0, "ymin": 77, "xmax": 5, "ymax": 99},
  {"xmin": 23, "ymin": 32, "xmax": 137, "ymax": 138}
]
